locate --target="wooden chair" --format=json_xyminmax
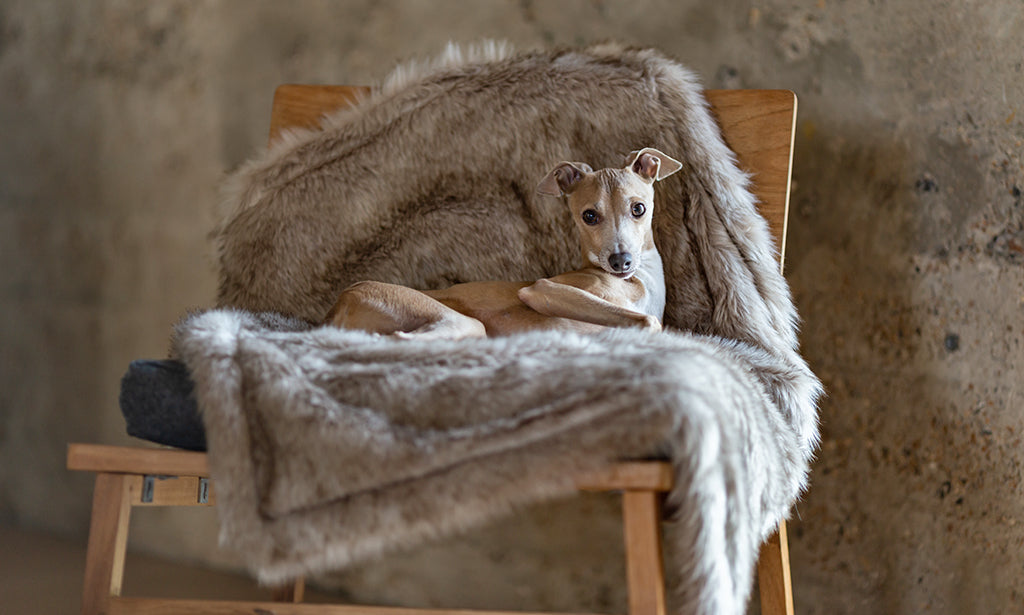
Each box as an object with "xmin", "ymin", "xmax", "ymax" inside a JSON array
[{"xmin": 67, "ymin": 85, "xmax": 798, "ymax": 615}]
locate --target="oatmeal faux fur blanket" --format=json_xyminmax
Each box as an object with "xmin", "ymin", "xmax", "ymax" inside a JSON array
[{"xmin": 176, "ymin": 43, "xmax": 821, "ymax": 615}]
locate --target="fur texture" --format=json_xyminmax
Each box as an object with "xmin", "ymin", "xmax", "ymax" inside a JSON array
[{"xmin": 192, "ymin": 43, "xmax": 822, "ymax": 615}]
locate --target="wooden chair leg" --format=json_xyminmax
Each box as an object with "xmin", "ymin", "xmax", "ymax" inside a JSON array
[
  {"xmin": 757, "ymin": 521, "xmax": 794, "ymax": 615},
  {"xmin": 271, "ymin": 577, "xmax": 306, "ymax": 602},
  {"xmin": 621, "ymin": 490, "xmax": 667, "ymax": 615},
  {"xmin": 81, "ymin": 473, "xmax": 133, "ymax": 615}
]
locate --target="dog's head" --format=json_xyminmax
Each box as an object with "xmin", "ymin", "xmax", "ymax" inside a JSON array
[{"xmin": 537, "ymin": 147, "xmax": 682, "ymax": 278}]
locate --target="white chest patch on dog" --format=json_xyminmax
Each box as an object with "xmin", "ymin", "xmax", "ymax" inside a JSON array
[{"xmin": 632, "ymin": 248, "xmax": 666, "ymax": 319}]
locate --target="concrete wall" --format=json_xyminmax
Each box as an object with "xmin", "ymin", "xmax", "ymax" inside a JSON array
[{"xmin": 1, "ymin": 1, "xmax": 1021, "ymax": 613}]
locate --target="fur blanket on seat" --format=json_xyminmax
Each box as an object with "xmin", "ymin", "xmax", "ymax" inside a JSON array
[{"xmin": 176, "ymin": 43, "xmax": 821, "ymax": 615}]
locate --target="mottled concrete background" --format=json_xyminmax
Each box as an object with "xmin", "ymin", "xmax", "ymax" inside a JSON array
[{"xmin": 1, "ymin": 1, "xmax": 1021, "ymax": 613}]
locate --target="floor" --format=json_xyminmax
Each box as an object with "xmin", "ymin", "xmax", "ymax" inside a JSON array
[{"xmin": 0, "ymin": 523, "xmax": 338, "ymax": 614}]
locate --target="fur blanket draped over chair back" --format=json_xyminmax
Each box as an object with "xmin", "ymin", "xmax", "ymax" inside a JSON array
[{"xmin": 173, "ymin": 42, "xmax": 821, "ymax": 615}]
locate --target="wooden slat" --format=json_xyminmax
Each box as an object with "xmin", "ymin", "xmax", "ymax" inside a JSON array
[
  {"xmin": 127, "ymin": 475, "xmax": 216, "ymax": 507},
  {"xmin": 107, "ymin": 597, "xmax": 601, "ymax": 615},
  {"xmin": 621, "ymin": 491, "xmax": 667, "ymax": 615},
  {"xmin": 269, "ymin": 85, "xmax": 369, "ymax": 144},
  {"xmin": 757, "ymin": 520, "xmax": 795, "ymax": 615},
  {"xmin": 576, "ymin": 461, "xmax": 673, "ymax": 492},
  {"xmin": 69, "ymin": 444, "xmax": 673, "ymax": 493},
  {"xmin": 271, "ymin": 578, "xmax": 306, "ymax": 603},
  {"xmin": 82, "ymin": 474, "xmax": 133, "ymax": 615},
  {"xmin": 68, "ymin": 443, "xmax": 209, "ymax": 477},
  {"xmin": 704, "ymin": 89, "xmax": 797, "ymax": 269}
]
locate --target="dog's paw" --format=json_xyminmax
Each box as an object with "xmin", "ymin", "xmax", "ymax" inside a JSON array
[
  {"xmin": 640, "ymin": 315, "xmax": 662, "ymax": 332},
  {"xmin": 394, "ymin": 317, "xmax": 487, "ymax": 341},
  {"xmin": 517, "ymin": 280, "xmax": 554, "ymax": 312}
]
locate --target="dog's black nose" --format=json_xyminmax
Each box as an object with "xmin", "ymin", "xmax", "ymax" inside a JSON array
[{"xmin": 608, "ymin": 252, "xmax": 633, "ymax": 273}]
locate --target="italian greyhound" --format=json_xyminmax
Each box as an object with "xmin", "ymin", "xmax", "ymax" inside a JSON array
[{"xmin": 324, "ymin": 147, "xmax": 682, "ymax": 339}]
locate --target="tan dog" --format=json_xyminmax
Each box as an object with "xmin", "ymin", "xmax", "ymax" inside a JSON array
[{"xmin": 324, "ymin": 148, "xmax": 682, "ymax": 339}]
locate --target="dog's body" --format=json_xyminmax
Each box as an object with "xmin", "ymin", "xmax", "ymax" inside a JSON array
[{"xmin": 325, "ymin": 148, "xmax": 682, "ymax": 339}]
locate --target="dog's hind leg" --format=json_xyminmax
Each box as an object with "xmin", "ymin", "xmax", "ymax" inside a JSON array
[{"xmin": 325, "ymin": 281, "xmax": 486, "ymax": 340}]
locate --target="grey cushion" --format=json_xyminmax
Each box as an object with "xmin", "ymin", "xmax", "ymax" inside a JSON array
[{"xmin": 119, "ymin": 359, "xmax": 206, "ymax": 451}]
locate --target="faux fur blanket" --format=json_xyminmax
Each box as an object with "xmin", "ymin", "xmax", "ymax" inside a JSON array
[{"xmin": 177, "ymin": 43, "xmax": 821, "ymax": 615}]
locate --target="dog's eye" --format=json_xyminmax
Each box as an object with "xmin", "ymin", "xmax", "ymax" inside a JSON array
[
  {"xmin": 631, "ymin": 202, "xmax": 646, "ymax": 218},
  {"xmin": 581, "ymin": 209, "xmax": 600, "ymax": 225}
]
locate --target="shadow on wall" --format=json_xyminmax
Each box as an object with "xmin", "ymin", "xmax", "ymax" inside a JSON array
[{"xmin": 784, "ymin": 116, "xmax": 1022, "ymax": 612}]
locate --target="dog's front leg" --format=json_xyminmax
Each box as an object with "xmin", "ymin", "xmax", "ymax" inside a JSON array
[{"xmin": 518, "ymin": 279, "xmax": 661, "ymax": 331}]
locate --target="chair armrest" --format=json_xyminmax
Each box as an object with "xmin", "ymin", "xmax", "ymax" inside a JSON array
[{"xmin": 67, "ymin": 443, "xmax": 210, "ymax": 477}]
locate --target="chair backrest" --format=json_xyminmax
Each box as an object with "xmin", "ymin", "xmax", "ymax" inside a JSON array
[{"xmin": 267, "ymin": 85, "xmax": 797, "ymax": 274}]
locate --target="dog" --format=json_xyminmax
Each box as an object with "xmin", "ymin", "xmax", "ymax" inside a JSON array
[{"xmin": 324, "ymin": 147, "xmax": 682, "ymax": 339}]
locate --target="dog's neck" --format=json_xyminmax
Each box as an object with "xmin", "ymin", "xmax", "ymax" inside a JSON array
[{"xmin": 630, "ymin": 247, "xmax": 666, "ymax": 320}]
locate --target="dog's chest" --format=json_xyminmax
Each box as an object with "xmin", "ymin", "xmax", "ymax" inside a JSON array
[{"xmin": 632, "ymin": 249, "xmax": 666, "ymax": 319}]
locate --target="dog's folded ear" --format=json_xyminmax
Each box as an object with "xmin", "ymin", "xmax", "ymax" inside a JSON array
[
  {"xmin": 537, "ymin": 162, "xmax": 592, "ymax": 196},
  {"xmin": 624, "ymin": 148, "xmax": 683, "ymax": 181}
]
